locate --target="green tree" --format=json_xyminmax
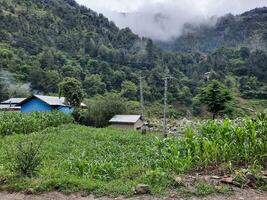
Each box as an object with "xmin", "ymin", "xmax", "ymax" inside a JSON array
[
  {"xmin": 59, "ymin": 77, "xmax": 84, "ymax": 107},
  {"xmin": 84, "ymin": 93, "xmax": 128, "ymax": 127},
  {"xmin": 196, "ymin": 80, "xmax": 232, "ymax": 119},
  {"xmin": 83, "ymin": 74, "xmax": 106, "ymax": 97},
  {"xmin": 121, "ymin": 80, "xmax": 137, "ymax": 100}
]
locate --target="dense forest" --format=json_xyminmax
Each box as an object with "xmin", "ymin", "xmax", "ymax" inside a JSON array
[
  {"xmin": 160, "ymin": 7, "xmax": 267, "ymax": 53},
  {"xmin": 0, "ymin": 0, "xmax": 266, "ymax": 117}
]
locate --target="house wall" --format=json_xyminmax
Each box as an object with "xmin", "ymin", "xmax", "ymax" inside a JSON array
[
  {"xmin": 111, "ymin": 123, "xmax": 135, "ymax": 130},
  {"xmin": 134, "ymin": 119, "xmax": 144, "ymax": 129},
  {"xmin": 58, "ymin": 106, "xmax": 74, "ymax": 114},
  {"xmin": 111, "ymin": 119, "xmax": 144, "ymax": 130},
  {"xmin": 21, "ymin": 99, "xmax": 52, "ymax": 113}
]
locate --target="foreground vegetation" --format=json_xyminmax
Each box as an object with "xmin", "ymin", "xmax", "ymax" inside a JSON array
[
  {"xmin": 0, "ymin": 0, "xmax": 266, "ymax": 119},
  {"xmin": 0, "ymin": 111, "xmax": 73, "ymax": 136},
  {"xmin": 0, "ymin": 113, "xmax": 266, "ymax": 196}
]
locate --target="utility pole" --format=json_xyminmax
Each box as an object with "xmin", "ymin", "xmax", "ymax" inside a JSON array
[
  {"xmin": 139, "ymin": 76, "xmax": 145, "ymax": 120},
  {"xmin": 162, "ymin": 67, "xmax": 170, "ymax": 137}
]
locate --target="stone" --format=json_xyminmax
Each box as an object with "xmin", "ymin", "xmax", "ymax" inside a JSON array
[
  {"xmin": 169, "ymin": 191, "xmax": 178, "ymax": 198},
  {"xmin": 246, "ymin": 172, "xmax": 256, "ymax": 181},
  {"xmin": 174, "ymin": 176, "xmax": 183, "ymax": 185},
  {"xmin": 24, "ymin": 188, "xmax": 34, "ymax": 195},
  {"xmin": 221, "ymin": 176, "xmax": 233, "ymax": 184},
  {"xmin": 211, "ymin": 176, "xmax": 221, "ymax": 180},
  {"xmin": 232, "ymin": 181, "xmax": 242, "ymax": 187},
  {"xmin": 135, "ymin": 184, "xmax": 150, "ymax": 194}
]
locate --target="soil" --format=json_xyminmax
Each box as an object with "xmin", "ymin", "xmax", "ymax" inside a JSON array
[{"xmin": 0, "ymin": 189, "xmax": 266, "ymax": 200}]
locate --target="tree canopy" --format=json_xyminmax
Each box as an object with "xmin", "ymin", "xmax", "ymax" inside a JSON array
[
  {"xmin": 59, "ymin": 77, "xmax": 84, "ymax": 107},
  {"xmin": 197, "ymin": 80, "xmax": 232, "ymax": 119}
]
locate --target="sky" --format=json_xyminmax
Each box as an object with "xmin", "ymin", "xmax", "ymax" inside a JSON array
[{"xmin": 76, "ymin": 0, "xmax": 267, "ymax": 40}]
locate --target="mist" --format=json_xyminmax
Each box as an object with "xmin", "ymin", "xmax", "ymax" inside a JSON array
[
  {"xmin": 76, "ymin": 0, "xmax": 267, "ymax": 41},
  {"xmin": 0, "ymin": 70, "xmax": 31, "ymax": 97}
]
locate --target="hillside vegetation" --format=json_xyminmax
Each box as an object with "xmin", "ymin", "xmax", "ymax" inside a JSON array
[{"xmin": 0, "ymin": 0, "xmax": 266, "ymax": 117}]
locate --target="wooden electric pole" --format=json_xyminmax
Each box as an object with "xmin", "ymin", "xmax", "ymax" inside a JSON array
[
  {"xmin": 139, "ymin": 76, "xmax": 145, "ymax": 120},
  {"xmin": 162, "ymin": 67, "xmax": 170, "ymax": 137}
]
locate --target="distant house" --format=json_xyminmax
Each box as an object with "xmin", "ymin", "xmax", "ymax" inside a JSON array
[
  {"xmin": 18, "ymin": 95, "xmax": 73, "ymax": 114},
  {"xmin": 0, "ymin": 98, "xmax": 26, "ymax": 112},
  {"xmin": 109, "ymin": 115, "xmax": 144, "ymax": 130}
]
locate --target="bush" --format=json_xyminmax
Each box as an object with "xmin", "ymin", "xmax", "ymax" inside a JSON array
[
  {"xmin": 6, "ymin": 139, "xmax": 44, "ymax": 177},
  {"xmin": 0, "ymin": 111, "xmax": 73, "ymax": 136},
  {"xmin": 79, "ymin": 93, "xmax": 128, "ymax": 127}
]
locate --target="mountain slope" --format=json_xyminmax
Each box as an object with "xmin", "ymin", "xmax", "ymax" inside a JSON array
[
  {"xmin": 160, "ymin": 7, "xmax": 267, "ymax": 53},
  {"xmin": 0, "ymin": 0, "xmax": 158, "ymax": 94},
  {"xmin": 0, "ymin": 0, "xmax": 266, "ymax": 118}
]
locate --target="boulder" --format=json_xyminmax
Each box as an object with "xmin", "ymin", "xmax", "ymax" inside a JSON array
[
  {"xmin": 174, "ymin": 176, "xmax": 183, "ymax": 185},
  {"xmin": 24, "ymin": 188, "xmax": 34, "ymax": 195},
  {"xmin": 135, "ymin": 184, "xmax": 150, "ymax": 194},
  {"xmin": 221, "ymin": 176, "xmax": 233, "ymax": 184}
]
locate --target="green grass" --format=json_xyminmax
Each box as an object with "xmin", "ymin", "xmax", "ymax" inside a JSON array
[
  {"xmin": 0, "ymin": 124, "xmax": 168, "ymax": 195},
  {"xmin": 0, "ymin": 113, "xmax": 266, "ymax": 196},
  {"xmin": 178, "ymin": 182, "xmax": 232, "ymax": 197}
]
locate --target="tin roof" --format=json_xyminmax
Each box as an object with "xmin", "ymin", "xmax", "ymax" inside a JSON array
[
  {"xmin": 109, "ymin": 115, "xmax": 141, "ymax": 123},
  {"xmin": 19, "ymin": 95, "xmax": 86, "ymax": 107},
  {"xmin": 1, "ymin": 98, "xmax": 26, "ymax": 104},
  {"xmin": 18, "ymin": 95, "xmax": 69, "ymax": 107},
  {"xmin": 34, "ymin": 95, "xmax": 67, "ymax": 106}
]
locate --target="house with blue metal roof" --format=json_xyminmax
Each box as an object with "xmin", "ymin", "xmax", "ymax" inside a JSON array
[{"xmin": 18, "ymin": 95, "xmax": 73, "ymax": 114}]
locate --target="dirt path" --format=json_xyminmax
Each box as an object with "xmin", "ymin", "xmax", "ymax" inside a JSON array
[{"xmin": 0, "ymin": 189, "xmax": 266, "ymax": 200}]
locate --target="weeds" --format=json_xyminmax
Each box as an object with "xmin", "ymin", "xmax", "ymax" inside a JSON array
[{"xmin": 6, "ymin": 137, "xmax": 45, "ymax": 177}]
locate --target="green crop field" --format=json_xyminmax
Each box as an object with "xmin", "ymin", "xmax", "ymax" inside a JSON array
[{"xmin": 0, "ymin": 113, "xmax": 266, "ymax": 196}]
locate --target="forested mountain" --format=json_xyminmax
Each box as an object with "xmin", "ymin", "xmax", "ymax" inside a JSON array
[
  {"xmin": 0, "ymin": 0, "xmax": 266, "ymax": 117},
  {"xmin": 160, "ymin": 7, "xmax": 267, "ymax": 53}
]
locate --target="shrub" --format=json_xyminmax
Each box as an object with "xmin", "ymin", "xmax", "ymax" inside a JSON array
[
  {"xmin": 6, "ymin": 139, "xmax": 44, "ymax": 177},
  {"xmin": 80, "ymin": 93, "xmax": 128, "ymax": 127},
  {"xmin": 0, "ymin": 111, "xmax": 73, "ymax": 136}
]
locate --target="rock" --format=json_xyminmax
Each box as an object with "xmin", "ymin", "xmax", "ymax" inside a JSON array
[
  {"xmin": 24, "ymin": 188, "xmax": 34, "ymax": 195},
  {"xmin": 221, "ymin": 176, "xmax": 233, "ymax": 184},
  {"xmin": 232, "ymin": 181, "xmax": 242, "ymax": 187},
  {"xmin": 169, "ymin": 191, "xmax": 178, "ymax": 198},
  {"xmin": 246, "ymin": 172, "xmax": 256, "ymax": 181},
  {"xmin": 211, "ymin": 176, "xmax": 221, "ymax": 180},
  {"xmin": 135, "ymin": 184, "xmax": 150, "ymax": 194},
  {"xmin": 174, "ymin": 176, "xmax": 183, "ymax": 185}
]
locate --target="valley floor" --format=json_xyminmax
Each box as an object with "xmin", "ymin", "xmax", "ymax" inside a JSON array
[{"xmin": 0, "ymin": 189, "xmax": 266, "ymax": 200}]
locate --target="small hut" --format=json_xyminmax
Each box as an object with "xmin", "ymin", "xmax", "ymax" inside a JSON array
[{"xmin": 109, "ymin": 115, "xmax": 144, "ymax": 130}]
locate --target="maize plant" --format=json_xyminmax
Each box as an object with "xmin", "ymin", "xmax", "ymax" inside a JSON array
[{"xmin": 0, "ymin": 111, "xmax": 73, "ymax": 136}]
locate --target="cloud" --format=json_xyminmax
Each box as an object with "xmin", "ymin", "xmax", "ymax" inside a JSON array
[{"xmin": 76, "ymin": 0, "xmax": 267, "ymax": 41}]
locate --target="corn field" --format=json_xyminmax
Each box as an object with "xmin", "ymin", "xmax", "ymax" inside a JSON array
[
  {"xmin": 155, "ymin": 113, "xmax": 267, "ymax": 172},
  {"xmin": 0, "ymin": 111, "xmax": 73, "ymax": 136}
]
